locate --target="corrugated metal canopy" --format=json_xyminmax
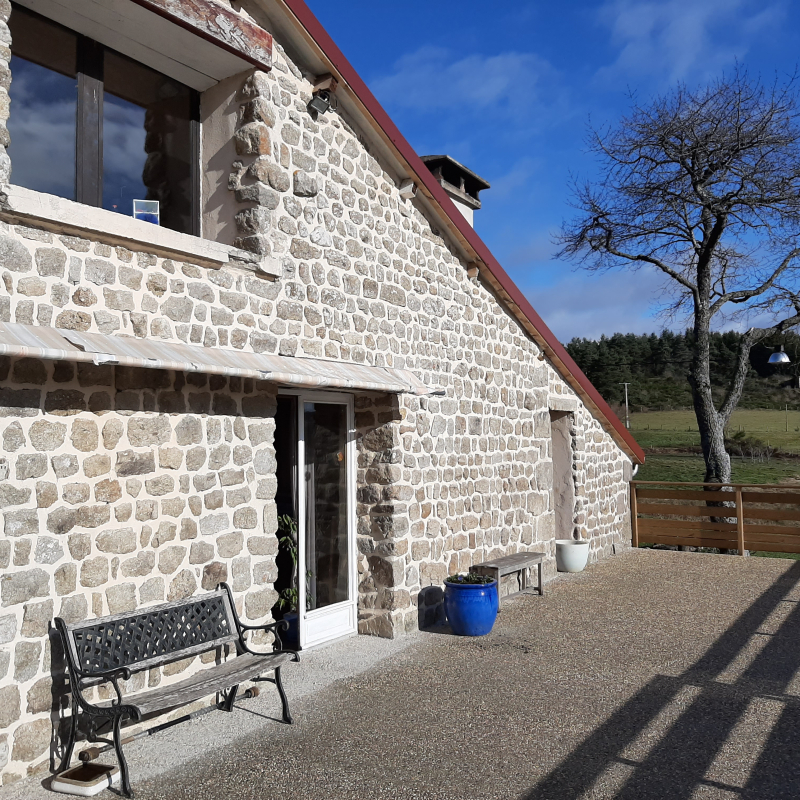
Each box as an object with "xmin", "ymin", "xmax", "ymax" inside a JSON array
[{"xmin": 0, "ymin": 322, "xmax": 435, "ymax": 395}]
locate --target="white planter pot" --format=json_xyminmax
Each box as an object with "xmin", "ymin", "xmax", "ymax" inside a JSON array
[{"xmin": 555, "ymin": 539, "xmax": 590, "ymax": 573}]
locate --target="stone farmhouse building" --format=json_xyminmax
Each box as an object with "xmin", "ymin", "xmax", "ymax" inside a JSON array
[{"xmin": 0, "ymin": 0, "xmax": 645, "ymax": 782}]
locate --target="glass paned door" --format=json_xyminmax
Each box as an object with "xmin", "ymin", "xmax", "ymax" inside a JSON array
[{"xmin": 298, "ymin": 394, "xmax": 356, "ymax": 648}]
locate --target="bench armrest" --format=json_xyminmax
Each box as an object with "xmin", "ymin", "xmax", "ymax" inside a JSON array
[
  {"xmin": 238, "ymin": 620, "xmax": 299, "ymax": 660},
  {"xmin": 218, "ymin": 581, "xmax": 300, "ymax": 659},
  {"xmin": 78, "ymin": 666, "xmax": 132, "ymax": 688}
]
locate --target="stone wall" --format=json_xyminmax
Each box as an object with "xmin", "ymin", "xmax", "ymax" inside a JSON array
[
  {"xmin": 0, "ymin": 359, "xmax": 279, "ymax": 781},
  {"xmin": 0, "ymin": 9, "xmax": 633, "ymax": 784}
]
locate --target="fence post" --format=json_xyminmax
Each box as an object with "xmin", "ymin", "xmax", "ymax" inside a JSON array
[
  {"xmin": 736, "ymin": 486, "xmax": 745, "ymax": 556},
  {"xmin": 630, "ymin": 482, "xmax": 639, "ymax": 548}
]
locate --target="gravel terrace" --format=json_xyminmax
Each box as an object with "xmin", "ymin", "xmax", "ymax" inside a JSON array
[{"xmin": 6, "ymin": 548, "xmax": 800, "ymax": 800}]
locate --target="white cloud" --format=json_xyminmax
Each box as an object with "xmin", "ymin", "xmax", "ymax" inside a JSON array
[
  {"xmin": 370, "ymin": 45, "xmax": 558, "ymax": 115},
  {"xmin": 525, "ymin": 265, "xmax": 668, "ymax": 341},
  {"xmin": 595, "ymin": 0, "xmax": 785, "ymax": 86}
]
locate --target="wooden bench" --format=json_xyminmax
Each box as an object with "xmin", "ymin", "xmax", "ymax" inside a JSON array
[
  {"xmin": 55, "ymin": 582, "xmax": 298, "ymax": 797},
  {"xmin": 472, "ymin": 551, "xmax": 545, "ymax": 603}
]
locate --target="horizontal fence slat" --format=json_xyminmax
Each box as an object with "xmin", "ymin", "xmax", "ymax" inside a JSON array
[
  {"xmin": 636, "ymin": 489, "xmax": 736, "ymax": 502},
  {"xmin": 640, "ymin": 536, "xmax": 740, "ymax": 548},
  {"xmin": 743, "ymin": 523, "xmax": 800, "ymax": 536},
  {"xmin": 744, "ymin": 541, "xmax": 800, "ymax": 554},
  {"xmin": 741, "ymin": 492, "xmax": 800, "ymax": 505},
  {"xmin": 638, "ymin": 503, "xmax": 737, "ymax": 519},
  {"xmin": 639, "ymin": 518, "xmax": 738, "ymax": 533},
  {"xmin": 640, "ymin": 528, "xmax": 738, "ymax": 542},
  {"xmin": 742, "ymin": 508, "xmax": 800, "ymax": 522},
  {"xmin": 745, "ymin": 536, "xmax": 800, "ymax": 550}
]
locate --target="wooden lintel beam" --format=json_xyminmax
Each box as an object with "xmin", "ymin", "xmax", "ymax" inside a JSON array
[{"xmin": 128, "ymin": 0, "xmax": 273, "ymax": 71}]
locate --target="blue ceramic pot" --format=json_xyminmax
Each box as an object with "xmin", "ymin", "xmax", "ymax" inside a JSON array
[
  {"xmin": 444, "ymin": 580, "xmax": 498, "ymax": 636},
  {"xmin": 281, "ymin": 612, "xmax": 299, "ymax": 650}
]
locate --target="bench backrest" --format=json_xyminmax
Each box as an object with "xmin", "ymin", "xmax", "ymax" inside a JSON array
[{"xmin": 59, "ymin": 589, "xmax": 239, "ymax": 677}]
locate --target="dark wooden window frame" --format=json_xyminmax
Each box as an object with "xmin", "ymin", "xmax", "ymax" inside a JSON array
[{"xmin": 11, "ymin": 4, "xmax": 201, "ymax": 236}]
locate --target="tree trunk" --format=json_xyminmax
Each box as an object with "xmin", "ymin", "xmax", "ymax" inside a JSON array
[{"xmin": 690, "ymin": 303, "xmax": 732, "ymax": 484}]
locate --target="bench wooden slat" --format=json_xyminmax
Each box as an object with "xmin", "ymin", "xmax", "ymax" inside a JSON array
[
  {"xmin": 472, "ymin": 551, "xmax": 545, "ymax": 601},
  {"xmin": 98, "ymin": 652, "xmax": 293, "ymax": 717},
  {"xmin": 472, "ymin": 551, "xmax": 545, "ymax": 575}
]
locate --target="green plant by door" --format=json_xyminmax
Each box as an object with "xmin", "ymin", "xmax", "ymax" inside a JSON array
[{"xmin": 276, "ymin": 515, "xmax": 313, "ymax": 612}]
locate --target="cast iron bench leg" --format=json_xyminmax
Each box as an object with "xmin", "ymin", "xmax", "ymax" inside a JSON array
[
  {"xmin": 59, "ymin": 696, "xmax": 78, "ymax": 773},
  {"xmin": 223, "ymin": 684, "xmax": 239, "ymax": 712},
  {"xmin": 275, "ymin": 667, "xmax": 293, "ymax": 724},
  {"xmin": 113, "ymin": 715, "xmax": 133, "ymax": 798}
]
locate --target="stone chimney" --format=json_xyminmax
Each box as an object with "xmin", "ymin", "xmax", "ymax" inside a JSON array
[{"xmin": 420, "ymin": 155, "xmax": 490, "ymax": 227}]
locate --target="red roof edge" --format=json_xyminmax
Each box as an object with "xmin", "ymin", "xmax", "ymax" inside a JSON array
[{"xmin": 280, "ymin": 0, "xmax": 645, "ymax": 465}]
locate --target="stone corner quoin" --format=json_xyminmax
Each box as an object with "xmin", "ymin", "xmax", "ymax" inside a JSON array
[{"xmin": 0, "ymin": 0, "xmax": 633, "ymax": 785}]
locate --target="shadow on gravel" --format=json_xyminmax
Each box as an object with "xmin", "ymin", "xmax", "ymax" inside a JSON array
[{"xmin": 523, "ymin": 561, "xmax": 800, "ymax": 800}]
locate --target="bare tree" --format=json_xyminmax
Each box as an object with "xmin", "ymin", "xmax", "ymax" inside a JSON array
[{"xmin": 558, "ymin": 69, "xmax": 800, "ymax": 483}]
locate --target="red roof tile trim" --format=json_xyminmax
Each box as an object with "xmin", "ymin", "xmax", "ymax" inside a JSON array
[{"xmin": 280, "ymin": 0, "xmax": 645, "ymax": 465}]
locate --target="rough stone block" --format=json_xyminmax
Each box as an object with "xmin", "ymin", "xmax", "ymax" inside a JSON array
[
  {"xmin": 238, "ymin": 569, "xmax": 274, "ymax": 613},
  {"xmin": 4, "ymin": 509, "xmax": 38, "ymax": 537},
  {"xmin": 26, "ymin": 676, "xmax": 53, "ymax": 714},
  {"xmin": 80, "ymin": 557, "xmax": 108, "ymax": 588},
  {"xmin": 57, "ymin": 594, "xmax": 87, "ymax": 624},
  {"xmin": 128, "ymin": 416, "xmax": 171, "ymax": 447},
  {"xmin": 11, "ymin": 718, "xmax": 50, "ymax": 763},
  {"xmin": 0, "ymin": 235, "xmax": 32, "ymax": 273},
  {"xmin": 167, "ymin": 569, "xmax": 196, "ymax": 602},
  {"xmin": 234, "ymin": 122, "xmax": 271, "ymax": 156},
  {"xmin": 54, "ymin": 563, "xmax": 76, "ymax": 595},
  {"xmin": 106, "ymin": 583, "xmax": 137, "ymax": 614},
  {"xmin": 29, "ymin": 420, "xmax": 66, "ymax": 451},
  {"xmin": 63, "ymin": 483, "xmax": 90, "ymax": 505},
  {"xmin": 14, "ymin": 640, "xmax": 40, "ymax": 681},
  {"xmin": 217, "ymin": 531, "xmax": 243, "ymax": 557},
  {"xmin": 116, "ymin": 450, "xmax": 156, "ymax": 477},
  {"xmin": 0, "ymin": 685, "xmax": 20, "ymax": 728},
  {"xmin": 201, "ymin": 561, "xmax": 227, "ymax": 590},
  {"xmin": 139, "ymin": 577, "xmax": 165, "ymax": 604},
  {"xmin": 1, "ymin": 568, "xmax": 49, "ymax": 606},
  {"xmin": 158, "ymin": 545, "xmax": 186, "ymax": 575},
  {"xmin": 95, "ymin": 479, "xmax": 122, "ymax": 503},
  {"xmin": 0, "ymin": 614, "xmax": 16, "ymax": 644},
  {"xmin": 97, "ymin": 528, "xmax": 136, "ymax": 554},
  {"xmin": 20, "ymin": 599, "xmax": 53, "ymax": 638},
  {"xmin": 121, "ymin": 551, "xmax": 155, "ymax": 578}
]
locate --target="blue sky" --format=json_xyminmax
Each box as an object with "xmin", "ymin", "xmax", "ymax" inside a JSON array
[{"xmin": 307, "ymin": 0, "xmax": 800, "ymax": 342}]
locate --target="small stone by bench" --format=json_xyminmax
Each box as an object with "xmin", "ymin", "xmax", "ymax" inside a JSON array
[
  {"xmin": 55, "ymin": 582, "xmax": 298, "ymax": 797},
  {"xmin": 472, "ymin": 551, "xmax": 545, "ymax": 602}
]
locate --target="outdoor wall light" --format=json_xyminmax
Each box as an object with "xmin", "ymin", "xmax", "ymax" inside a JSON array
[
  {"xmin": 768, "ymin": 344, "xmax": 792, "ymax": 365},
  {"xmin": 308, "ymin": 88, "xmax": 337, "ymax": 116},
  {"xmin": 308, "ymin": 73, "xmax": 338, "ymax": 117}
]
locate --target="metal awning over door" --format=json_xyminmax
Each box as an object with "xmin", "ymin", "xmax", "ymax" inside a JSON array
[{"xmin": 0, "ymin": 322, "xmax": 436, "ymax": 395}]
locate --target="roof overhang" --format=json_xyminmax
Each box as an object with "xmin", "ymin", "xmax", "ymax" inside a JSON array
[
  {"xmin": 262, "ymin": 0, "xmax": 645, "ymax": 464},
  {"xmin": 15, "ymin": 0, "xmax": 272, "ymax": 90}
]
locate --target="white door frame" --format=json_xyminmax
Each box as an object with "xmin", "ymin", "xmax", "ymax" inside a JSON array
[{"xmin": 280, "ymin": 390, "xmax": 357, "ymax": 649}]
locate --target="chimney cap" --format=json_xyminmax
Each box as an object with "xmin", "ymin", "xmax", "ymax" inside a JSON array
[{"xmin": 420, "ymin": 155, "xmax": 490, "ymax": 210}]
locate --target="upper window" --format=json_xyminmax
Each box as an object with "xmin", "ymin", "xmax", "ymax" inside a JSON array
[{"xmin": 8, "ymin": 4, "xmax": 199, "ymax": 236}]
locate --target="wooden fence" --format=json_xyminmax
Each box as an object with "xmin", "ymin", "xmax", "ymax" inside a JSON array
[{"xmin": 631, "ymin": 481, "xmax": 800, "ymax": 554}]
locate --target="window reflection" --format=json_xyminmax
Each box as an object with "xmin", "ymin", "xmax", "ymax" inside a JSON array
[
  {"xmin": 103, "ymin": 50, "xmax": 194, "ymax": 234},
  {"xmin": 305, "ymin": 403, "xmax": 349, "ymax": 610},
  {"xmin": 7, "ymin": 8, "xmax": 76, "ymax": 199}
]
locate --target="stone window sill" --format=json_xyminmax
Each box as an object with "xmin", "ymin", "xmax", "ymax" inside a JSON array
[{"xmin": 0, "ymin": 184, "xmax": 280, "ymax": 277}]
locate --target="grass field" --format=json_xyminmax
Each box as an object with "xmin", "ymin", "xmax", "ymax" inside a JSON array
[
  {"xmin": 630, "ymin": 408, "xmax": 800, "ymax": 453},
  {"xmin": 630, "ymin": 408, "xmax": 800, "ymax": 484},
  {"xmin": 630, "ymin": 409, "xmax": 800, "ymax": 559}
]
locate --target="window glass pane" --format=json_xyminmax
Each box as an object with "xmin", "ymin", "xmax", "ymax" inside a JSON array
[
  {"xmin": 103, "ymin": 49, "xmax": 194, "ymax": 234},
  {"xmin": 8, "ymin": 7, "xmax": 77, "ymax": 199},
  {"xmin": 304, "ymin": 402, "xmax": 349, "ymax": 611}
]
